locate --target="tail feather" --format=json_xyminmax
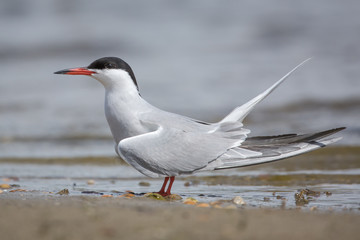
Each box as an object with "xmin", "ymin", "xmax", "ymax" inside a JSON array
[
  {"xmin": 219, "ymin": 58, "xmax": 311, "ymax": 124},
  {"xmin": 290, "ymin": 127, "xmax": 345, "ymax": 143},
  {"xmin": 214, "ymin": 137, "xmax": 342, "ymax": 170},
  {"xmin": 242, "ymin": 127, "xmax": 345, "ymax": 146},
  {"xmin": 202, "ymin": 128, "xmax": 345, "ymax": 171}
]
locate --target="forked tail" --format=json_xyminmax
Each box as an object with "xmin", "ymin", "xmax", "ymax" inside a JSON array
[
  {"xmin": 220, "ymin": 58, "xmax": 311, "ymax": 124},
  {"xmin": 204, "ymin": 127, "xmax": 345, "ymax": 171}
]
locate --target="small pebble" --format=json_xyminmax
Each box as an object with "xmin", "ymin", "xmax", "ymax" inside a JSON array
[
  {"xmin": 310, "ymin": 206, "xmax": 317, "ymax": 211},
  {"xmin": 56, "ymin": 189, "xmax": 69, "ymax": 195},
  {"xmin": 295, "ymin": 192, "xmax": 309, "ymax": 206},
  {"xmin": 144, "ymin": 192, "xmax": 165, "ymax": 201},
  {"xmin": 111, "ymin": 190, "xmax": 121, "ymax": 193},
  {"xmin": 87, "ymin": 180, "xmax": 95, "ymax": 185},
  {"xmin": 183, "ymin": 200, "xmax": 197, "ymax": 205},
  {"xmin": 209, "ymin": 200, "xmax": 226, "ymax": 206},
  {"xmin": 183, "ymin": 197, "xmax": 198, "ymax": 205},
  {"xmin": 165, "ymin": 194, "xmax": 182, "ymax": 201},
  {"xmin": 184, "ymin": 182, "xmax": 191, "ymax": 187},
  {"xmin": 304, "ymin": 189, "xmax": 320, "ymax": 197},
  {"xmin": 232, "ymin": 196, "xmax": 246, "ymax": 205},
  {"xmin": 0, "ymin": 184, "xmax": 11, "ymax": 189},
  {"xmin": 138, "ymin": 181, "xmax": 150, "ymax": 187},
  {"xmin": 196, "ymin": 203, "xmax": 210, "ymax": 208},
  {"xmin": 101, "ymin": 195, "xmax": 113, "ymax": 198},
  {"xmin": 2, "ymin": 177, "xmax": 19, "ymax": 182},
  {"xmin": 9, "ymin": 189, "xmax": 26, "ymax": 192},
  {"xmin": 118, "ymin": 193, "xmax": 135, "ymax": 198}
]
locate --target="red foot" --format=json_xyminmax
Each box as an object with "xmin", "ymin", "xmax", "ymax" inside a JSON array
[
  {"xmin": 156, "ymin": 176, "xmax": 175, "ymax": 196},
  {"xmin": 156, "ymin": 192, "xmax": 170, "ymax": 197}
]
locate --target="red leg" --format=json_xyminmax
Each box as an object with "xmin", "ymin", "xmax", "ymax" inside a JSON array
[
  {"xmin": 165, "ymin": 176, "xmax": 175, "ymax": 196},
  {"xmin": 157, "ymin": 177, "xmax": 169, "ymax": 195}
]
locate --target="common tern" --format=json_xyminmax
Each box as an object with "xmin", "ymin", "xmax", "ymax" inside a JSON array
[{"xmin": 55, "ymin": 57, "xmax": 344, "ymax": 196}]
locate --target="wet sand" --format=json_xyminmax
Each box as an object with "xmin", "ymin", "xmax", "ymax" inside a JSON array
[
  {"xmin": 1, "ymin": 146, "xmax": 360, "ymax": 239},
  {"xmin": 1, "ymin": 195, "xmax": 359, "ymax": 240}
]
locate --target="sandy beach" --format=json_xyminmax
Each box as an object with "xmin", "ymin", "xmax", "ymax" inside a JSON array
[
  {"xmin": 1, "ymin": 146, "xmax": 359, "ymax": 240},
  {"xmin": 1, "ymin": 195, "xmax": 359, "ymax": 240}
]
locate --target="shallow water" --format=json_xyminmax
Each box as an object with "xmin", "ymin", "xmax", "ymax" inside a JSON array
[
  {"xmin": 1, "ymin": 163, "xmax": 359, "ymax": 212},
  {"xmin": 0, "ymin": 0, "xmax": 360, "ymax": 158}
]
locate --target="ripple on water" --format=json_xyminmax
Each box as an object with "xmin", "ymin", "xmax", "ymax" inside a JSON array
[{"xmin": 0, "ymin": 163, "xmax": 359, "ymax": 212}]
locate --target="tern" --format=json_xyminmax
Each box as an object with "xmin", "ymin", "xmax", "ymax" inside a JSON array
[{"xmin": 55, "ymin": 57, "xmax": 344, "ymax": 196}]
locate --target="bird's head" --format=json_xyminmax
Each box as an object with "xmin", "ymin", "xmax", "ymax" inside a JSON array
[{"xmin": 54, "ymin": 57, "xmax": 139, "ymax": 91}]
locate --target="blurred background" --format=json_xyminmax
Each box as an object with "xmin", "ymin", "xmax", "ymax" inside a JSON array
[{"xmin": 0, "ymin": 0, "xmax": 359, "ymax": 157}]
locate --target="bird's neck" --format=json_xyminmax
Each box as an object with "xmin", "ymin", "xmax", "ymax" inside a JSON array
[{"xmin": 104, "ymin": 84, "xmax": 150, "ymax": 144}]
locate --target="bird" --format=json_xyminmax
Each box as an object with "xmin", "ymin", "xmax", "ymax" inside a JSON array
[{"xmin": 54, "ymin": 57, "xmax": 344, "ymax": 196}]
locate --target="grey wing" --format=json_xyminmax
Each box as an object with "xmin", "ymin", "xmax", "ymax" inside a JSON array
[{"xmin": 117, "ymin": 125, "xmax": 245, "ymax": 177}]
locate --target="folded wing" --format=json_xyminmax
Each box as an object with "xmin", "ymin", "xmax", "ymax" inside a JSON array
[{"xmin": 118, "ymin": 125, "xmax": 259, "ymax": 177}]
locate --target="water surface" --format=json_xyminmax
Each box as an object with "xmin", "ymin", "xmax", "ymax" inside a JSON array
[
  {"xmin": 0, "ymin": 0, "xmax": 359, "ymax": 158},
  {"xmin": 1, "ymin": 160, "xmax": 359, "ymax": 212}
]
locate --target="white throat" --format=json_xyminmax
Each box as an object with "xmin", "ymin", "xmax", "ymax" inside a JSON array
[
  {"xmin": 91, "ymin": 69, "xmax": 138, "ymax": 94},
  {"xmin": 91, "ymin": 69, "xmax": 149, "ymax": 144}
]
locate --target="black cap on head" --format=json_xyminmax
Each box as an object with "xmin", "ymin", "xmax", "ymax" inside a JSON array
[{"xmin": 88, "ymin": 57, "xmax": 138, "ymax": 89}]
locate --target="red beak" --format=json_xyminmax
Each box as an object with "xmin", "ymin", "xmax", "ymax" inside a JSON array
[{"xmin": 54, "ymin": 67, "xmax": 96, "ymax": 76}]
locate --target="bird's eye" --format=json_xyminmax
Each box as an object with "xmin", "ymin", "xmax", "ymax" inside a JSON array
[{"xmin": 105, "ymin": 63, "xmax": 115, "ymax": 69}]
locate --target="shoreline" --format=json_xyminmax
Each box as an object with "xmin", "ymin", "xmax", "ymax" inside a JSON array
[
  {"xmin": 1, "ymin": 196, "xmax": 360, "ymax": 240},
  {"xmin": 1, "ymin": 146, "xmax": 360, "ymax": 239}
]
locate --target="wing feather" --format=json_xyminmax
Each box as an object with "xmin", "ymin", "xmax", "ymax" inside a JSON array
[{"xmin": 118, "ymin": 125, "xmax": 243, "ymax": 177}]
